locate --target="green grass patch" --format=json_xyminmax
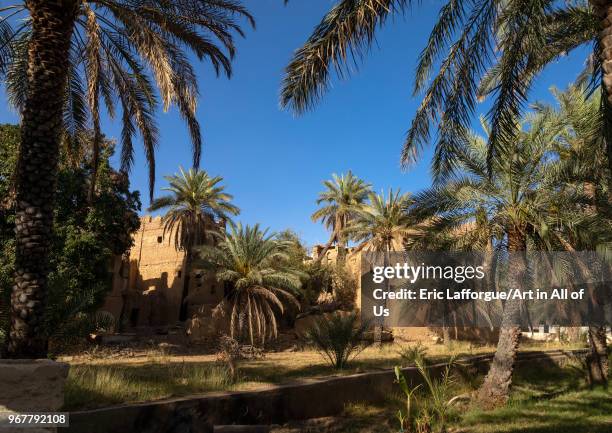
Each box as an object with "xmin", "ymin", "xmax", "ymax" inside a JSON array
[{"xmin": 458, "ymin": 358, "xmax": 612, "ymax": 433}]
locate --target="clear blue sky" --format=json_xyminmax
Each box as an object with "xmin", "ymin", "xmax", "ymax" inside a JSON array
[{"xmin": 0, "ymin": 0, "xmax": 590, "ymax": 248}]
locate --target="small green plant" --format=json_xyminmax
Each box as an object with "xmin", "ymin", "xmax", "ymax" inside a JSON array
[
  {"xmin": 414, "ymin": 409, "xmax": 433, "ymax": 433},
  {"xmin": 394, "ymin": 356, "xmax": 464, "ymax": 433},
  {"xmin": 415, "ymin": 356, "xmax": 456, "ymax": 433},
  {"xmin": 305, "ymin": 312, "xmax": 370, "ymax": 369},
  {"xmin": 398, "ymin": 342, "xmax": 429, "ymax": 366},
  {"xmin": 394, "ymin": 366, "xmax": 422, "ymax": 432}
]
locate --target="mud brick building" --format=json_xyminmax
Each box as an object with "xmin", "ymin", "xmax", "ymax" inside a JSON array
[{"xmin": 101, "ymin": 216, "xmax": 225, "ymax": 329}]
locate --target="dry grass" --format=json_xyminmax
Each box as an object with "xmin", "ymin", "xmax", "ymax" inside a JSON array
[
  {"xmin": 62, "ymin": 339, "xmax": 584, "ymax": 410},
  {"xmin": 64, "ymin": 362, "xmax": 234, "ymax": 410}
]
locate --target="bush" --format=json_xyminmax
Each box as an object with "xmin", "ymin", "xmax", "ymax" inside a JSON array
[
  {"xmin": 216, "ymin": 335, "xmax": 264, "ymax": 382},
  {"xmin": 303, "ymin": 262, "xmax": 357, "ymax": 309},
  {"xmin": 305, "ymin": 312, "xmax": 370, "ymax": 369},
  {"xmin": 399, "ymin": 342, "xmax": 429, "ymax": 366},
  {"xmin": 330, "ymin": 265, "xmax": 357, "ymax": 309}
]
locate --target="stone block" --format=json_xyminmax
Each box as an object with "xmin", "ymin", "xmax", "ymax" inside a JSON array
[{"xmin": 0, "ymin": 359, "xmax": 69, "ymax": 433}]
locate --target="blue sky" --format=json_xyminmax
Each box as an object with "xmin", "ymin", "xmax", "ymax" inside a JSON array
[{"xmin": 0, "ymin": 0, "xmax": 591, "ymax": 248}]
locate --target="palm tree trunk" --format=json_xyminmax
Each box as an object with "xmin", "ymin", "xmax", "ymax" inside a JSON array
[
  {"xmin": 593, "ymin": 0, "xmax": 612, "ymax": 102},
  {"xmin": 7, "ymin": 0, "xmax": 78, "ymax": 358},
  {"xmin": 375, "ymin": 244, "xmax": 391, "ymax": 347},
  {"xmin": 476, "ymin": 227, "xmax": 526, "ymax": 407},
  {"xmin": 179, "ymin": 249, "xmax": 193, "ymax": 321},
  {"xmin": 587, "ymin": 326, "xmax": 609, "ymax": 386},
  {"xmin": 592, "ymin": 0, "xmax": 612, "ymax": 171}
]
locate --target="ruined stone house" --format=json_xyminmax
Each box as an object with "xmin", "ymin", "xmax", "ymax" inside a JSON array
[{"xmin": 101, "ymin": 216, "xmax": 225, "ymax": 329}]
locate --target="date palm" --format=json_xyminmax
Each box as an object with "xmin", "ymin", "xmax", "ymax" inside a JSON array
[
  {"xmin": 312, "ymin": 171, "xmax": 371, "ymax": 262},
  {"xmin": 2, "ymin": 1, "xmax": 254, "ymax": 196},
  {"xmin": 410, "ymin": 113, "xmax": 564, "ymax": 407},
  {"xmin": 197, "ymin": 224, "xmax": 303, "ymax": 346},
  {"xmin": 1, "ymin": 1, "xmax": 252, "ymax": 358},
  {"xmin": 149, "ymin": 167, "xmax": 239, "ymax": 322},
  {"xmin": 539, "ymin": 85, "xmax": 611, "ymax": 385},
  {"xmin": 345, "ymin": 189, "xmax": 413, "ymax": 345},
  {"xmin": 346, "ymin": 189, "xmax": 414, "ymax": 253}
]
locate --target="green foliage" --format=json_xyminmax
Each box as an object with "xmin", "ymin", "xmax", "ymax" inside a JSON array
[
  {"xmin": 0, "ymin": 3, "xmax": 255, "ymax": 200},
  {"xmin": 305, "ymin": 312, "xmax": 370, "ymax": 369},
  {"xmin": 301, "ymin": 260, "xmax": 332, "ymax": 304},
  {"xmin": 328, "ymin": 264, "xmax": 357, "ymax": 309},
  {"xmin": 395, "ymin": 357, "xmax": 459, "ymax": 433},
  {"xmin": 0, "ymin": 124, "xmax": 19, "ymax": 202},
  {"xmin": 275, "ymin": 229, "xmax": 310, "ymax": 269},
  {"xmin": 417, "ymin": 356, "xmax": 458, "ymax": 433},
  {"xmin": 281, "ymin": 0, "xmax": 608, "ymax": 184},
  {"xmin": 197, "ymin": 224, "xmax": 304, "ymax": 345},
  {"xmin": 394, "ymin": 365, "xmax": 422, "ymax": 433},
  {"xmin": 345, "ymin": 188, "xmax": 413, "ymax": 252},
  {"xmin": 398, "ymin": 342, "xmax": 429, "ymax": 366},
  {"xmin": 301, "ymin": 261, "xmax": 356, "ymax": 309},
  {"xmin": 0, "ymin": 126, "xmax": 140, "ymax": 348},
  {"xmin": 408, "ymin": 85, "xmax": 612, "ymax": 255},
  {"xmin": 0, "ymin": 124, "xmax": 19, "ymax": 343},
  {"xmin": 312, "ymin": 171, "xmax": 371, "ymax": 250},
  {"xmin": 148, "ymin": 167, "xmax": 239, "ymax": 253},
  {"xmin": 64, "ymin": 361, "xmax": 236, "ymax": 411},
  {"xmin": 281, "ymin": 0, "xmax": 411, "ymax": 114}
]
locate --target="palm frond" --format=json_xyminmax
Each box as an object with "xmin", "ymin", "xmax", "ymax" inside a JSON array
[{"xmin": 281, "ymin": 0, "xmax": 411, "ymax": 114}]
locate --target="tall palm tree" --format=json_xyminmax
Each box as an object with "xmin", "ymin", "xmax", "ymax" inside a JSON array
[
  {"xmin": 197, "ymin": 223, "xmax": 303, "ymax": 346},
  {"xmin": 312, "ymin": 171, "xmax": 371, "ymax": 262},
  {"xmin": 345, "ymin": 189, "xmax": 413, "ymax": 345},
  {"xmin": 1, "ymin": 1, "xmax": 252, "ymax": 358},
  {"xmin": 539, "ymin": 85, "xmax": 611, "ymax": 385},
  {"xmin": 149, "ymin": 167, "xmax": 239, "ymax": 322},
  {"xmin": 410, "ymin": 113, "xmax": 564, "ymax": 407},
  {"xmin": 2, "ymin": 1, "xmax": 254, "ymax": 194}
]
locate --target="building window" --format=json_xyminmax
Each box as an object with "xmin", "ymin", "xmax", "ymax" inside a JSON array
[
  {"xmin": 129, "ymin": 308, "xmax": 140, "ymax": 327},
  {"xmin": 157, "ymin": 236, "xmax": 163, "ymax": 243}
]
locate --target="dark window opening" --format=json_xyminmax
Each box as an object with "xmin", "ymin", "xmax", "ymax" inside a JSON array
[
  {"xmin": 177, "ymin": 270, "xmax": 182, "ymax": 278},
  {"xmin": 129, "ymin": 308, "xmax": 140, "ymax": 327},
  {"xmin": 157, "ymin": 236, "xmax": 163, "ymax": 243}
]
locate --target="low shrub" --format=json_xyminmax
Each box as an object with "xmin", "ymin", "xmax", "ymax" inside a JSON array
[
  {"xmin": 303, "ymin": 262, "xmax": 357, "ymax": 309},
  {"xmin": 398, "ymin": 342, "xmax": 429, "ymax": 366},
  {"xmin": 216, "ymin": 334, "xmax": 264, "ymax": 381},
  {"xmin": 305, "ymin": 312, "xmax": 370, "ymax": 369},
  {"xmin": 329, "ymin": 265, "xmax": 357, "ymax": 310}
]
